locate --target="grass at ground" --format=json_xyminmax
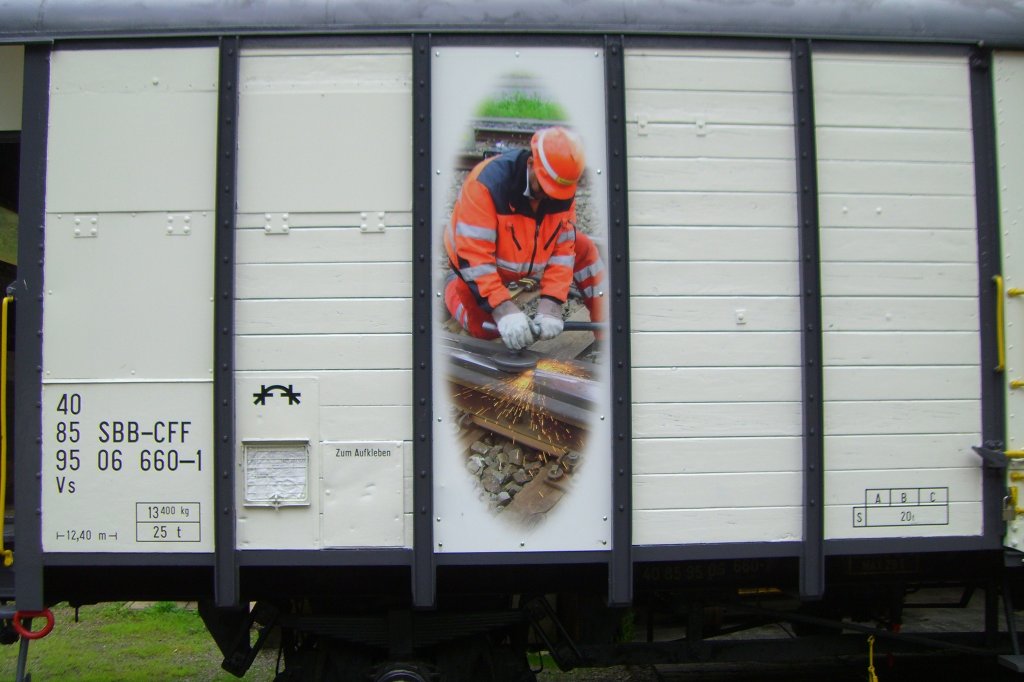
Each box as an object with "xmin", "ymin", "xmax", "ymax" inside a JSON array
[
  {"xmin": 0, "ymin": 602, "xmax": 277, "ymax": 681},
  {"xmin": 0, "ymin": 602, "xmax": 644, "ymax": 680}
]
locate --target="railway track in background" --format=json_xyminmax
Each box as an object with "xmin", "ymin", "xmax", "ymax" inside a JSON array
[{"xmin": 456, "ymin": 118, "xmax": 560, "ymax": 170}]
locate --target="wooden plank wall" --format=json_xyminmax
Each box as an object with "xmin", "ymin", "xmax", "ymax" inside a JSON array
[
  {"xmin": 234, "ymin": 48, "xmax": 413, "ymax": 549},
  {"xmin": 625, "ymin": 48, "xmax": 804, "ymax": 545},
  {"xmin": 816, "ymin": 52, "xmax": 983, "ymax": 539}
]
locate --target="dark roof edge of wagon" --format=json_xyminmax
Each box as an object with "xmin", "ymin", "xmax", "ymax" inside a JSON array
[{"xmin": 0, "ymin": 0, "xmax": 1023, "ymax": 48}]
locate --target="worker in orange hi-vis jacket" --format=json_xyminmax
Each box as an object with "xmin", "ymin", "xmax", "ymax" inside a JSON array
[{"xmin": 443, "ymin": 126, "xmax": 606, "ymax": 350}]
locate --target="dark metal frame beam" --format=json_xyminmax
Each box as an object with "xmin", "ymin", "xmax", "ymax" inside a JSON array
[
  {"xmin": 969, "ymin": 47, "xmax": 1007, "ymax": 549},
  {"xmin": 44, "ymin": 553, "xmax": 214, "ymax": 566},
  {"xmin": 214, "ymin": 36, "xmax": 240, "ymax": 608},
  {"xmin": 634, "ymin": 542, "xmax": 800, "ymax": 562},
  {"xmin": 435, "ymin": 551, "xmax": 609, "ymax": 566},
  {"xmin": 13, "ymin": 43, "xmax": 50, "ymax": 611},
  {"xmin": 605, "ymin": 34, "xmax": 633, "ymax": 607},
  {"xmin": 791, "ymin": 39, "xmax": 825, "ymax": 599},
  {"xmin": 825, "ymin": 536, "xmax": 994, "ymax": 556},
  {"xmin": 238, "ymin": 549, "xmax": 412, "ymax": 566},
  {"xmin": 411, "ymin": 33, "xmax": 435, "ymax": 609}
]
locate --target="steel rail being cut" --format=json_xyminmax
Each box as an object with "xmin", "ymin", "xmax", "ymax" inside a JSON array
[{"xmin": 440, "ymin": 333, "xmax": 598, "ymax": 423}]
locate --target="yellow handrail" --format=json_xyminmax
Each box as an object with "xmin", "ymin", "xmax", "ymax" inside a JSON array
[
  {"xmin": 866, "ymin": 635, "xmax": 879, "ymax": 682},
  {"xmin": 0, "ymin": 296, "xmax": 13, "ymax": 567},
  {"xmin": 995, "ymin": 275, "xmax": 1006, "ymax": 373}
]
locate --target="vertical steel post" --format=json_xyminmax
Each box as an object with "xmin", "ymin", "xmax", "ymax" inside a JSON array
[
  {"xmin": 411, "ymin": 33, "xmax": 436, "ymax": 609},
  {"xmin": 969, "ymin": 48, "xmax": 1007, "ymax": 548},
  {"xmin": 791, "ymin": 40, "xmax": 825, "ymax": 599},
  {"xmin": 214, "ymin": 36, "xmax": 240, "ymax": 608},
  {"xmin": 14, "ymin": 43, "xmax": 51, "ymax": 611},
  {"xmin": 605, "ymin": 35, "xmax": 633, "ymax": 607}
]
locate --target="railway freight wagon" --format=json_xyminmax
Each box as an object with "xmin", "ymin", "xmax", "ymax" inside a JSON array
[{"xmin": 1, "ymin": 0, "xmax": 1024, "ymax": 679}]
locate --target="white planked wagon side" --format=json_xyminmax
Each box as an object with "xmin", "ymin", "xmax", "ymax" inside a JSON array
[
  {"xmin": 816, "ymin": 52, "xmax": 983, "ymax": 540},
  {"xmin": 626, "ymin": 47, "xmax": 804, "ymax": 546},
  {"xmin": 233, "ymin": 47, "xmax": 414, "ymax": 550},
  {"xmin": 29, "ymin": 41, "xmax": 1006, "ymax": 555}
]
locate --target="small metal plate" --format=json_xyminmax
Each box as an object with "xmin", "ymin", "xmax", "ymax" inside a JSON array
[{"xmin": 243, "ymin": 441, "xmax": 310, "ymax": 507}]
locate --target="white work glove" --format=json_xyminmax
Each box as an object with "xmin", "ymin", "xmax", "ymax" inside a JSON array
[
  {"xmin": 493, "ymin": 300, "xmax": 533, "ymax": 350},
  {"xmin": 531, "ymin": 297, "xmax": 564, "ymax": 340}
]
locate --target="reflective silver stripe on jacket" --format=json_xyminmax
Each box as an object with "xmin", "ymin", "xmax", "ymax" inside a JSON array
[
  {"xmin": 459, "ymin": 263, "xmax": 497, "ymax": 281},
  {"xmin": 574, "ymin": 261, "xmax": 604, "ymax": 282},
  {"xmin": 455, "ymin": 221, "xmax": 496, "ymax": 242},
  {"xmin": 497, "ymin": 258, "xmax": 535, "ymax": 274}
]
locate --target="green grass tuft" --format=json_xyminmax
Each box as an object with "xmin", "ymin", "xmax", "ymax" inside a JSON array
[
  {"xmin": 476, "ymin": 93, "xmax": 566, "ymax": 121},
  {"xmin": 146, "ymin": 601, "xmax": 182, "ymax": 615}
]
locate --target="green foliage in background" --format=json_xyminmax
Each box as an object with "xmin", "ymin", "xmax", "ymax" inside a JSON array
[
  {"xmin": 0, "ymin": 207, "xmax": 16, "ymax": 266},
  {"xmin": 476, "ymin": 93, "xmax": 566, "ymax": 121}
]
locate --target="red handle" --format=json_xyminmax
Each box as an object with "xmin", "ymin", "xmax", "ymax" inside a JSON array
[{"xmin": 13, "ymin": 609, "xmax": 54, "ymax": 640}]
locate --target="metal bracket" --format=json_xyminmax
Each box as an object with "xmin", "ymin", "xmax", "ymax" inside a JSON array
[
  {"xmin": 974, "ymin": 444, "xmax": 1009, "ymax": 470},
  {"xmin": 165, "ymin": 213, "xmax": 193, "ymax": 237},
  {"xmin": 636, "ymin": 113, "xmax": 649, "ymax": 136},
  {"xmin": 262, "ymin": 213, "xmax": 290, "ymax": 235},
  {"xmin": 198, "ymin": 600, "xmax": 278, "ymax": 678},
  {"xmin": 360, "ymin": 211, "xmax": 386, "ymax": 234},
  {"xmin": 70, "ymin": 214, "xmax": 99, "ymax": 238},
  {"xmin": 522, "ymin": 596, "xmax": 584, "ymax": 671}
]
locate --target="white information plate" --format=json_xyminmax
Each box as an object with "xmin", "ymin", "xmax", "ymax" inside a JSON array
[
  {"xmin": 321, "ymin": 441, "xmax": 405, "ymax": 548},
  {"xmin": 41, "ymin": 382, "xmax": 213, "ymax": 552}
]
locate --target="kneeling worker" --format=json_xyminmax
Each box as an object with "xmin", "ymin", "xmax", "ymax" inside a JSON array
[{"xmin": 443, "ymin": 126, "xmax": 606, "ymax": 350}]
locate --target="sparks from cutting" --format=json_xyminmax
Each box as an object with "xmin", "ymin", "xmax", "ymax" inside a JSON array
[{"xmin": 454, "ymin": 359, "xmax": 588, "ymax": 442}]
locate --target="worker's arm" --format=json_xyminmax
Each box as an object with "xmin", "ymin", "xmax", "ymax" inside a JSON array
[
  {"xmin": 532, "ymin": 207, "xmax": 577, "ymax": 340},
  {"xmin": 537, "ymin": 205, "xmax": 577, "ymax": 304},
  {"xmin": 450, "ymin": 179, "xmax": 512, "ymax": 311}
]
